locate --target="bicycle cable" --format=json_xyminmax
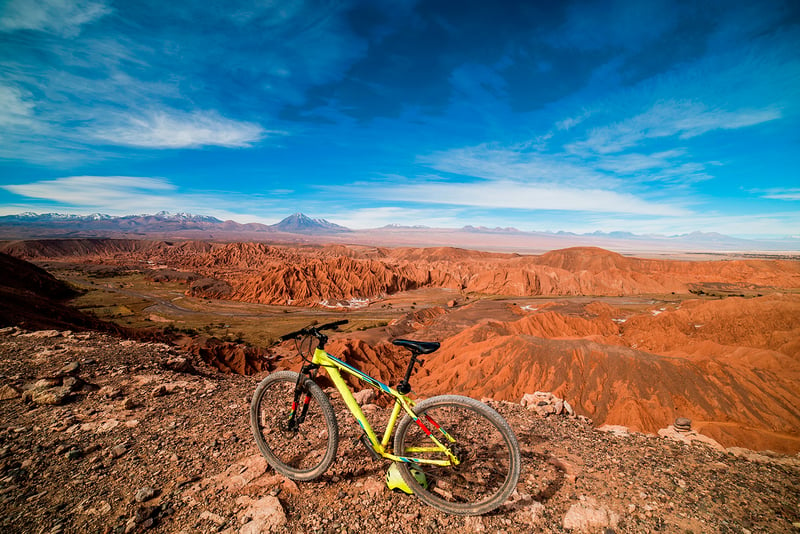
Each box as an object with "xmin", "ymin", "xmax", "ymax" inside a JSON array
[{"xmin": 293, "ymin": 335, "xmax": 314, "ymax": 363}]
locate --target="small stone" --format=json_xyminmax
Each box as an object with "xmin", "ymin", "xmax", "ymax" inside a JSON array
[
  {"xmin": 57, "ymin": 362, "xmax": 80, "ymax": 376},
  {"xmin": 0, "ymin": 384, "xmax": 22, "ymax": 400},
  {"xmin": 361, "ymin": 403, "xmax": 380, "ymax": 414},
  {"xmin": 151, "ymin": 385, "xmax": 167, "ymax": 398},
  {"xmin": 98, "ymin": 386, "xmax": 123, "ymax": 399},
  {"xmin": 464, "ymin": 516, "xmax": 485, "ymax": 532},
  {"xmin": 31, "ymin": 388, "xmax": 70, "ymax": 406},
  {"xmin": 239, "ymin": 495, "xmax": 286, "ymax": 534},
  {"xmin": 31, "ymin": 378, "xmax": 60, "ymax": 390},
  {"xmin": 200, "ymin": 510, "xmax": 227, "ymax": 526},
  {"xmin": 62, "ymin": 376, "xmax": 84, "ymax": 392},
  {"xmin": 21, "ymin": 329, "xmax": 61, "ymax": 338},
  {"xmin": 563, "ymin": 498, "xmax": 620, "ymax": 531},
  {"xmin": 361, "ymin": 478, "xmax": 384, "ymax": 497},
  {"xmin": 132, "ymin": 505, "xmax": 154, "ymax": 524},
  {"xmin": 122, "ymin": 397, "xmax": 137, "ymax": 410},
  {"xmin": 134, "ymin": 486, "xmax": 157, "ymax": 503},
  {"xmin": 111, "ymin": 444, "xmax": 127, "ymax": 458},
  {"xmin": 674, "ymin": 417, "xmax": 692, "ymax": 432},
  {"xmin": 353, "ymin": 388, "xmax": 376, "ymax": 405},
  {"xmin": 83, "ymin": 443, "xmax": 101, "ymax": 455},
  {"xmin": 66, "ymin": 448, "xmax": 83, "ymax": 460},
  {"xmin": 164, "ymin": 357, "xmax": 195, "ymax": 374}
]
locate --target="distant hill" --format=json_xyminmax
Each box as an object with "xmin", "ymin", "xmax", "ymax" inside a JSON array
[
  {"xmin": 0, "ymin": 252, "xmax": 123, "ymax": 332},
  {"xmin": 0, "ymin": 211, "xmax": 350, "ymax": 238},
  {"xmin": 271, "ymin": 213, "xmax": 350, "ymax": 233},
  {"xmin": 0, "ymin": 211, "xmax": 250, "ymax": 234}
]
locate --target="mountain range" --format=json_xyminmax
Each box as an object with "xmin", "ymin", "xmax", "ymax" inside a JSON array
[
  {"xmin": 0, "ymin": 211, "xmax": 347, "ymax": 235},
  {"xmin": 0, "ymin": 211, "xmax": 797, "ymax": 253}
]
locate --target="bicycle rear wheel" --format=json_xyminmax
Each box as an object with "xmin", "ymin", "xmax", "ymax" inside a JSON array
[
  {"xmin": 250, "ymin": 371, "xmax": 339, "ymax": 481},
  {"xmin": 393, "ymin": 395, "xmax": 521, "ymax": 515}
]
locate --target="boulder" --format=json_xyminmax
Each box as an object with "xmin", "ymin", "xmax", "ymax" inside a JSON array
[
  {"xmin": 239, "ymin": 496, "xmax": 286, "ymax": 534},
  {"xmin": 563, "ymin": 498, "xmax": 619, "ymax": 532}
]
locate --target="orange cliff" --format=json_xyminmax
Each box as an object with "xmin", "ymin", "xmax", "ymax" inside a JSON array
[{"xmin": 406, "ymin": 294, "xmax": 800, "ymax": 453}]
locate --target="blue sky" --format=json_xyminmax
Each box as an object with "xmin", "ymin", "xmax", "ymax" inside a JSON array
[{"xmin": 0, "ymin": 0, "xmax": 798, "ymax": 238}]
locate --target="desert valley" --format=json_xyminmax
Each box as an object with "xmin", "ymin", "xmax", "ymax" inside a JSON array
[{"xmin": 1, "ymin": 214, "xmax": 799, "ymax": 532}]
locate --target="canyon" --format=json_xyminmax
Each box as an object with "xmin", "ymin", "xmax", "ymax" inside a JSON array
[{"xmin": 2, "ymin": 237, "xmax": 799, "ymax": 454}]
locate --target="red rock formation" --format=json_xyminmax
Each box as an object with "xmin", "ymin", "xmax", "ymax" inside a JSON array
[
  {"xmin": 407, "ymin": 294, "xmax": 800, "ymax": 453},
  {"xmin": 175, "ymin": 336, "xmax": 274, "ymax": 375},
  {"xmin": 3, "ymin": 240, "xmax": 798, "ymax": 306}
]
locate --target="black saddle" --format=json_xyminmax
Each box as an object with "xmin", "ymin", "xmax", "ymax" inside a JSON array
[{"xmin": 392, "ymin": 339, "xmax": 440, "ymax": 355}]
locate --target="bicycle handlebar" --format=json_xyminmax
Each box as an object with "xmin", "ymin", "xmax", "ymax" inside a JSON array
[{"xmin": 280, "ymin": 319, "xmax": 349, "ymax": 341}]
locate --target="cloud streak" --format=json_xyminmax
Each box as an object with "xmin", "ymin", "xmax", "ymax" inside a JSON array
[
  {"xmin": 0, "ymin": 175, "xmax": 296, "ymax": 223},
  {"xmin": 759, "ymin": 189, "xmax": 800, "ymax": 201},
  {"xmin": 419, "ymin": 146, "xmax": 616, "ymax": 187},
  {"xmin": 90, "ymin": 110, "xmax": 267, "ymax": 149},
  {"xmin": 343, "ymin": 179, "xmax": 689, "ymax": 216},
  {"xmin": 571, "ymin": 100, "xmax": 782, "ymax": 155},
  {"xmin": 0, "ymin": 0, "xmax": 110, "ymax": 37},
  {"xmin": 2, "ymin": 176, "xmax": 176, "ymax": 207}
]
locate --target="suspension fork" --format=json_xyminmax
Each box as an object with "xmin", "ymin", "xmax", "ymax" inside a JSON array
[{"xmin": 287, "ymin": 363, "xmax": 319, "ymax": 430}]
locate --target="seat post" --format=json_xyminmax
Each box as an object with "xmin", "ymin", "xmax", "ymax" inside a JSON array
[{"xmin": 397, "ymin": 351, "xmax": 419, "ymax": 395}]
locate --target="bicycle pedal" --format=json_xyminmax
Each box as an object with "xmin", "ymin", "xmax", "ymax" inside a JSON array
[{"xmin": 359, "ymin": 433, "xmax": 381, "ymax": 461}]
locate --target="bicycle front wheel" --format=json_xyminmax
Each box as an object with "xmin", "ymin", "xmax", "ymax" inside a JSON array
[
  {"xmin": 393, "ymin": 395, "xmax": 521, "ymax": 515},
  {"xmin": 250, "ymin": 371, "xmax": 339, "ymax": 481}
]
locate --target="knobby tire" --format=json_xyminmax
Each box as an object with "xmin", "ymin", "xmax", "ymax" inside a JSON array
[
  {"xmin": 393, "ymin": 395, "xmax": 521, "ymax": 515},
  {"xmin": 250, "ymin": 371, "xmax": 339, "ymax": 481}
]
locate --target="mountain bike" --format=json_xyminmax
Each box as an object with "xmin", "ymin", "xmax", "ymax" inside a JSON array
[{"xmin": 250, "ymin": 319, "xmax": 521, "ymax": 516}]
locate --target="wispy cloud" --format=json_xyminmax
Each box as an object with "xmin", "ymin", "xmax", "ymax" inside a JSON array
[
  {"xmin": 342, "ymin": 178, "xmax": 689, "ymax": 216},
  {"xmin": 0, "ymin": 85, "xmax": 35, "ymax": 128},
  {"xmin": 0, "ymin": 0, "xmax": 110, "ymax": 37},
  {"xmin": 570, "ymin": 100, "xmax": 782, "ymax": 155},
  {"xmin": 419, "ymin": 145, "xmax": 614, "ymax": 187},
  {"xmin": 758, "ymin": 188, "xmax": 800, "ymax": 201},
  {"xmin": 90, "ymin": 110, "xmax": 268, "ymax": 149},
  {"xmin": 2, "ymin": 176, "xmax": 176, "ymax": 207},
  {"xmin": 0, "ymin": 175, "xmax": 296, "ymax": 221}
]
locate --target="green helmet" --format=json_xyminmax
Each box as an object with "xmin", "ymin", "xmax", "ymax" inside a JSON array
[{"xmin": 386, "ymin": 462, "xmax": 428, "ymax": 494}]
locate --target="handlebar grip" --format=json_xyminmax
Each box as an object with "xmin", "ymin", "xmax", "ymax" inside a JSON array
[
  {"xmin": 279, "ymin": 319, "xmax": 348, "ymax": 341},
  {"xmin": 280, "ymin": 328, "xmax": 307, "ymax": 341},
  {"xmin": 318, "ymin": 319, "xmax": 349, "ymax": 331}
]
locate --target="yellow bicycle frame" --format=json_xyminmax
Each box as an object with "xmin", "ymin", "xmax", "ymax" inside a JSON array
[{"xmin": 310, "ymin": 347, "xmax": 459, "ymax": 466}]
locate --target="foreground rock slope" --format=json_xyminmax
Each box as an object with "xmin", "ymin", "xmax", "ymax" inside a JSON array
[{"xmin": 2, "ymin": 328, "xmax": 799, "ymax": 533}]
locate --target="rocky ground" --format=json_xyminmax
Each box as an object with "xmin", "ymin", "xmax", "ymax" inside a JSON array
[{"xmin": 1, "ymin": 328, "xmax": 799, "ymax": 534}]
